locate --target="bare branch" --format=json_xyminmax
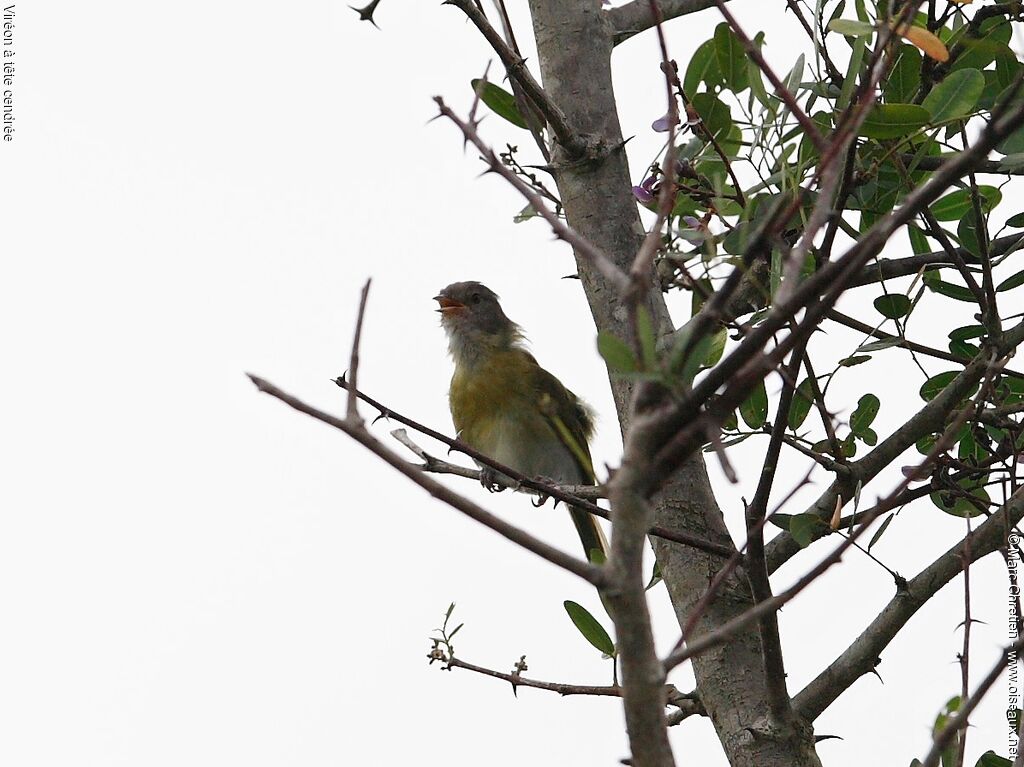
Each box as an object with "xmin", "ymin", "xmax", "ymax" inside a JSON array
[
  {"xmin": 920, "ymin": 638, "xmax": 1023, "ymax": 767},
  {"xmin": 444, "ymin": 0, "xmax": 589, "ymax": 157},
  {"xmin": 346, "ymin": 280, "xmax": 371, "ymax": 420},
  {"xmin": 248, "ymin": 374, "xmax": 604, "ymax": 586},
  {"xmin": 766, "ymin": 318, "xmax": 1024, "ymax": 572},
  {"xmin": 433, "ymin": 97, "xmax": 630, "ymax": 294},
  {"xmin": 389, "ymin": 427, "xmax": 604, "ymax": 499},
  {"xmin": 445, "ymin": 656, "xmax": 625, "ymax": 698},
  {"xmin": 850, "ymin": 233, "xmax": 1024, "ymax": 288},
  {"xmin": 793, "ymin": 487, "xmax": 1024, "ymax": 722},
  {"xmin": 443, "ymin": 653, "xmax": 707, "ymax": 720},
  {"xmin": 335, "ymin": 378, "xmax": 734, "ymax": 558},
  {"xmin": 606, "ymin": 0, "xmax": 721, "ymax": 46},
  {"xmin": 603, "ymin": 479, "xmax": 676, "ymax": 767},
  {"xmin": 713, "ymin": 0, "xmax": 826, "ymax": 152}
]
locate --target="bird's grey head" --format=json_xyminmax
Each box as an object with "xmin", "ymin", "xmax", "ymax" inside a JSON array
[{"xmin": 434, "ymin": 281, "xmax": 521, "ymax": 365}]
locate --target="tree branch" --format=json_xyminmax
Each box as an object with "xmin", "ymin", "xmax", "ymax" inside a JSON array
[
  {"xmin": 433, "ymin": 97, "xmax": 630, "ymax": 294},
  {"xmin": 766, "ymin": 318, "xmax": 1024, "ymax": 572},
  {"xmin": 249, "ymin": 374, "xmax": 604, "ymax": 586},
  {"xmin": 921, "ymin": 638, "xmax": 1023, "ymax": 767},
  {"xmin": 793, "ymin": 487, "xmax": 1024, "ymax": 721},
  {"xmin": 849, "ymin": 233, "xmax": 1024, "ymax": 288},
  {"xmin": 444, "ymin": 0, "xmax": 590, "ymax": 157},
  {"xmin": 333, "ymin": 378, "xmax": 734, "ymax": 558},
  {"xmin": 606, "ymin": 0, "xmax": 722, "ymax": 46}
]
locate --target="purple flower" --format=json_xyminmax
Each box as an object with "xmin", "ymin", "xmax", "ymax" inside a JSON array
[
  {"xmin": 651, "ymin": 113, "xmax": 674, "ymax": 133},
  {"xmin": 632, "ymin": 185, "xmax": 655, "ymax": 204},
  {"xmin": 632, "ymin": 173, "xmax": 659, "ymax": 205}
]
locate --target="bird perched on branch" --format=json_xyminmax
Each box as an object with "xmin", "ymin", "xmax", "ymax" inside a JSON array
[{"xmin": 435, "ymin": 281, "xmax": 607, "ymax": 562}]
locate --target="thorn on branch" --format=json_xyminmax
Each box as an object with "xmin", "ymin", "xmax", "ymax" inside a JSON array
[{"xmin": 349, "ymin": 0, "xmax": 382, "ymax": 28}]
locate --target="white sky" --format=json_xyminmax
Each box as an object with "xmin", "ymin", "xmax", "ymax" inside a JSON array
[{"xmin": 1, "ymin": 1, "xmax": 1016, "ymax": 765}]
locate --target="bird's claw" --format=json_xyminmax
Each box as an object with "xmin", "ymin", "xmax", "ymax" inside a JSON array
[
  {"xmin": 479, "ymin": 467, "xmax": 504, "ymax": 493},
  {"xmin": 531, "ymin": 476, "xmax": 558, "ymax": 508}
]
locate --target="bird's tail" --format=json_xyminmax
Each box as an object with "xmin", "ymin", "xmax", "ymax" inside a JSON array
[{"xmin": 569, "ymin": 505, "xmax": 609, "ymax": 563}]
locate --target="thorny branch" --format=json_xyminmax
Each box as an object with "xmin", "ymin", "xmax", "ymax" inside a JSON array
[{"xmin": 332, "ymin": 377, "xmax": 734, "ymax": 558}]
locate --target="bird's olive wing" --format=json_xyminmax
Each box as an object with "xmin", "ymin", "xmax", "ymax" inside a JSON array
[{"xmin": 529, "ymin": 361, "xmax": 596, "ymax": 484}]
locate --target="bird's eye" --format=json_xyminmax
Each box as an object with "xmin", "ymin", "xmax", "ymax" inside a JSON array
[{"xmin": 471, "ymin": 293, "xmax": 481, "ymax": 304}]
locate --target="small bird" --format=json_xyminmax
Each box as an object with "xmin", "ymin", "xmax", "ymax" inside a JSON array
[{"xmin": 435, "ymin": 281, "xmax": 607, "ymax": 561}]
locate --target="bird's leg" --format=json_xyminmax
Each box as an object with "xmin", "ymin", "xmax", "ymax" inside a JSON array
[
  {"xmin": 531, "ymin": 475, "xmax": 557, "ymax": 508},
  {"xmin": 478, "ymin": 466, "xmax": 505, "ymax": 493}
]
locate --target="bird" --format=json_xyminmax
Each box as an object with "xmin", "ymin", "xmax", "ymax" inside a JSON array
[{"xmin": 434, "ymin": 281, "xmax": 607, "ymax": 562}]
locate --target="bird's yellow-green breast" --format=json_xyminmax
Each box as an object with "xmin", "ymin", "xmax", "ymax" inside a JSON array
[{"xmin": 449, "ymin": 348, "xmax": 593, "ymax": 484}]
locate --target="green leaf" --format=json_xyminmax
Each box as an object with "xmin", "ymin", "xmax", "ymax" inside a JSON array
[
  {"xmin": 933, "ymin": 696, "xmax": 961, "ymax": 757},
  {"xmin": 860, "ymin": 103, "xmax": 930, "ymax": 139},
  {"xmin": 675, "ymin": 336, "xmax": 711, "ymax": 384},
  {"xmin": 636, "ymin": 306, "xmax": 657, "ymax": 369},
  {"xmin": 850, "ymin": 393, "xmax": 880, "ymax": 434},
  {"xmin": 469, "ymin": 80, "xmax": 528, "ymax": 129},
  {"xmin": 739, "ymin": 378, "xmax": 769, "ymax": 429},
  {"xmin": 926, "ymin": 279, "xmax": 978, "ymax": 302},
  {"xmin": 748, "ymin": 56, "xmax": 771, "ymax": 110},
  {"xmin": 997, "ymin": 269, "xmax": 1024, "ymax": 292},
  {"xmin": 908, "ymin": 223, "xmax": 930, "ymax": 255},
  {"xmin": 859, "ymin": 337, "xmax": 903, "ymax": 353},
  {"xmin": 691, "ymin": 92, "xmax": 734, "ymax": 147},
  {"xmin": 868, "ymin": 513, "xmax": 894, "ymax": 550},
  {"xmin": 788, "ymin": 377, "xmax": 816, "ymax": 430},
  {"xmin": 810, "ymin": 438, "xmax": 835, "ymax": 455},
  {"xmin": 921, "ymin": 69, "xmax": 984, "ymax": 124},
  {"xmin": 920, "ymin": 371, "xmax": 959, "ymax": 401},
  {"xmin": 827, "ymin": 19, "xmax": 875, "ymax": 37},
  {"xmin": 930, "ymin": 483, "xmax": 988, "ymax": 517},
  {"xmin": 930, "ymin": 185, "xmax": 1001, "ymax": 222},
  {"xmin": 714, "ymin": 22, "xmax": 749, "ymax": 92},
  {"xmin": 949, "ymin": 325, "xmax": 986, "ymax": 342},
  {"xmin": 917, "ymin": 433, "xmax": 938, "ymax": 455},
  {"xmin": 704, "ymin": 327, "xmax": 728, "ymax": 367},
  {"xmin": 789, "ymin": 513, "xmax": 826, "ymax": 548},
  {"xmin": 958, "ymin": 216, "xmax": 985, "ymax": 260},
  {"xmin": 873, "ymin": 294, "xmax": 912, "ymax": 318},
  {"xmin": 513, "ymin": 203, "xmax": 537, "ymax": 223},
  {"xmin": 563, "ymin": 601, "xmax": 616, "ymax": 656},
  {"xmin": 684, "ymin": 38, "xmax": 722, "ymax": 96},
  {"xmin": 884, "ymin": 46, "xmax": 922, "ymax": 104},
  {"xmin": 951, "ymin": 21, "xmax": 1012, "ymax": 73},
  {"xmin": 645, "ymin": 561, "xmax": 662, "ymax": 591},
  {"xmin": 1006, "ymin": 212, "xmax": 1024, "ymax": 228},
  {"xmin": 784, "ymin": 54, "xmax": 805, "ymax": 97},
  {"xmin": 839, "ymin": 355, "xmax": 871, "ymax": 367},
  {"xmin": 597, "ymin": 332, "xmax": 638, "ymax": 374},
  {"xmin": 975, "ymin": 752, "xmax": 1012, "ymax": 767},
  {"xmin": 999, "ymin": 124, "xmax": 1024, "ymax": 156},
  {"xmin": 841, "ymin": 434, "xmax": 857, "ymax": 457},
  {"xmin": 996, "ymin": 376, "xmax": 1024, "ymax": 404},
  {"xmin": 949, "ymin": 338, "xmax": 979, "ymax": 359}
]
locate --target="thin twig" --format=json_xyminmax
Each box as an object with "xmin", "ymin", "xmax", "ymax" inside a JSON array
[
  {"xmin": 920, "ymin": 638, "xmax": 1024, "ymax": 767},
  {"xmin": 333, "ymin": 377, "xmax": 734, "ymax": 558},
  {"xmin": 433, "ymin": 97, "xmax": 630, "ymax": 294},
  {"xmin": 346, "ymin": 280, "xmax": 371, "ymax": 420},
  {"xmin": 249, "ymin": 374, "xmax": 604, "ymax": 586},
  {"xmin": 444, "ymin": 0, "xmax": 588, "ymax": 157}
]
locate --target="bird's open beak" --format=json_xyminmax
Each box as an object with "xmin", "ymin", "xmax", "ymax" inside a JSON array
[{"xmin": 434, "ymin": 295, "xmax": 466, "ymax": 315}]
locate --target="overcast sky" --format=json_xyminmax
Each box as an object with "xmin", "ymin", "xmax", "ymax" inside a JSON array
[{"xmin": 2, "ymin": 1, "xmax": 1015, "ymax": 765}]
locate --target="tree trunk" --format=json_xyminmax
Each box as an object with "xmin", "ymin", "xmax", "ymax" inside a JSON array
[{"xmin": 526, "ymin": 2, "xmax": 821, "ymax": 764}]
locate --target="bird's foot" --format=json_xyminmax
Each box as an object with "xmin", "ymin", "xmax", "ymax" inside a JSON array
[
  {"xmin": 531, "ymin": 475, "xmax": 558, "ymax": 507},
  {"xmin": 478, "ymin": 466, "xmax": 505, "ymax": 493}
]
